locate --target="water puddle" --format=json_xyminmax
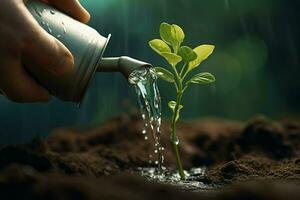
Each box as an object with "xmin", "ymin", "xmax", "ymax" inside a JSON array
[
  {"xmin": 129, "ymin": 68, "xmax": 211, "ymax": 191},
  {"xmin": 137, "ymin": 167, "xmax": 213, "ymax": 191}
]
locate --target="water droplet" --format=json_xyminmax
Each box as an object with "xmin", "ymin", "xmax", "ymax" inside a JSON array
[
  {"xmin": 155, "ymin": 161, "xmax": 159, "ymax": 165},
  {"xmin": 142, "ymin": 129, "xmax": 146, "ymax": 135},
  {"xmin": 161, "ymin": 155, "xmax": 164, "ymax": 162},
  {"xmin": 50, "ymin": 10, "xmax": 55, "ymax": 14},
  {"xmin": 56, "ymin": 34, "xmax": 61, "ymax": 38},
  {"xmin": 154, "ymin": 150, "xmax": 158, "ymax": 154},
  {"xmin": 175, "ymin": 137, "xmax": 180, "ymax": 145},
  {"xmin": 61, "ymin": 22, "xmax": 67, "ymax": 34},
  {"xmin": 36, "ymin": 9, "xmax": 42, "ymax": 17},
  {"xmin": 144, "ymin": 136, "xmax": 148, "ymax": 140},
  {"xmin": 156, "ymin": 127, "xmax": 160, "ymax": 133}
]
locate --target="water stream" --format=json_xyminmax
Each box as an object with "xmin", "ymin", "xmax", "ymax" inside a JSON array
[
  {"xmin": 128, "ymin": 68, "xmax": 164, "ymax": 175},
  {"xmin": 129, "ymin": 67, "xmax": 212, "ymax": 191}
]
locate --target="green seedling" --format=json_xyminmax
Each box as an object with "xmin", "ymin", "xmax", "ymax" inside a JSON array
[{"xmin": 149, "ymin": 22, "xmax": 216, "ymax": 180}]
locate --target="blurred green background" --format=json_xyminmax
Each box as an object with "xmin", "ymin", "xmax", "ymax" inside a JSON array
[{"xmin": 0, "ymin": 0, "xmax": 299, "ymax": 145}]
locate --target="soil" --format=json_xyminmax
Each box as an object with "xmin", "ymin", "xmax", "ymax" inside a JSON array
[{"xmin": 0, "ymin": 114, "xmax": 300, "ymax": 199}]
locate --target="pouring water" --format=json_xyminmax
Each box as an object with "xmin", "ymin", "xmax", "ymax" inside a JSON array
[
  {"xmin": 128, "ymin": 68, "xmax": 211, "ymax": 190},
  {"xmin": 128, "ymin": 67, "xmax": 165, "ymax": 176}
]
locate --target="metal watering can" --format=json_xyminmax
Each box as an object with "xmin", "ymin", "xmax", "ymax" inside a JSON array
[{"xmin": 25, "ymin": 0, "xmax": 152, "ymax": 103}]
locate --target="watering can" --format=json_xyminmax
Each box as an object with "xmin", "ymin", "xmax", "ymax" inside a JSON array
[{"xmin": 25, "ymin": 0, "xmax": 152, "ymax": 103}]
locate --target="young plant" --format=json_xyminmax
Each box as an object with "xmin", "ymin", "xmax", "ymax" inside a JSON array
[{"xmin": 149, "ymin": 22, "xmax": 216, "ymax": 180}]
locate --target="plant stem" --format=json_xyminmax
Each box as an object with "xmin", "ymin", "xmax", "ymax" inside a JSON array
[
  {"xmin": 179, "ymin": 62, "xmax": 187, "ymax": 77},
  {"xmin": 170, "ymin": 90, "xmax": 185, "ymax": 180}
]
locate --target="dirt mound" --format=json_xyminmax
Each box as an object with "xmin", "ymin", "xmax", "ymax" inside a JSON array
[
  {"xmin": 0, "ymin": 114, "xmax": 300, "ymax": 199},
  {"xmin": 204, "ymin": 155, "xmax": 300, "ymax": 185}
]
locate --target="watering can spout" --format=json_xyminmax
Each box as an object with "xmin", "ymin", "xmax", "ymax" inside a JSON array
[{"xmin": 97, "ymin": 57, "xmax": 152, "ymax": 83}]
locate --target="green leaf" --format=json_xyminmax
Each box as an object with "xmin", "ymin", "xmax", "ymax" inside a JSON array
[
  {"xmin": 188, "ymin": 72, "xmax": 216, "ymax": 85},
  {"xmin": 168, "ymin": 101, "xmax": 176, "ymax": 111},
  {"xmin": 178, "ymin": 46, "xmax": 197, "ymax": 62},
  {"xmin": 168, "ymin": 101, "xmax": 184, "ymax": 111},
  {"xmin": 149, "ymin": 39, "xmax": 171, "ymax": 55},
  {"xmin": 188, "ymin": 45, "xmax": 215, "ymax": 72},
  {"xmin": 172, "ymin": 24, "xmax": 185, "ymax": 45},
  {"xmin": 161, "ymin": 52, "xmax": 182, "ymax": 66},
  {"xmin": 168, "ymin": 101, "xmax": 183, "ymax": 122},
  {"xmin": 154, "ymin": 67, "xmax": 175, "ymax": 83},
  {"xmin": 159, "ymin": 23, "xmax": 185, "ymax": 51},
  {"xmin": 160, "ymin": 23, "xmax": 176, "ymax": 46}
]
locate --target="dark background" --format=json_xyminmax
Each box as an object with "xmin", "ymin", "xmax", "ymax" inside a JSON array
[{"xmin": 0, "ymin": 0, "xmax": 299, "ymax": 145}]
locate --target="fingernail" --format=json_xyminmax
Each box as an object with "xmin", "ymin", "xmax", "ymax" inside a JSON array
[
  {"xmin": 80, "ymin": 9, "xmax": 90, "ymax": 23},
  {"xmin": 78, "ymin": 1, "xmax": 91, "ymax": 23},
  {"xmin": 84, "ymin": 11, "xmax": 91, "ymax": 23}
]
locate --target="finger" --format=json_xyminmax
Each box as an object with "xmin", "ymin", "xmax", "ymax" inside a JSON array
[
  {"xmin": 46, "ymin": 0, "xmax": 90, "ymax": 23},
  {"xmin": 21, "ymin": 7, "xmax": 74, "ymax": 76},
  {"xmin": 0, "ymin": 58, "xmax": 50, "ymax": 103}
]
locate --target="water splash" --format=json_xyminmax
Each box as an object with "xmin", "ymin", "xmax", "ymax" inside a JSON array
[
  {"xmin": 129, "ymin": 68, "xmax": 164, "ymax": 174},
  {"xmin": 129, "ymin": 68, "xmax": 211, "ymax": 190},
  {"xmin": 138, "ymin": 167, "xmax": 212, "ymax": 191}
]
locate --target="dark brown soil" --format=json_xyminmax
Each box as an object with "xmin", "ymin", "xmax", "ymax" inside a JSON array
[{"xmin": 0, "ymin": 114, "xmax": 300, "ymax": 199}]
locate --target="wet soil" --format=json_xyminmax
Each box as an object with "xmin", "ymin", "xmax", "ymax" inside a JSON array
[{"xmin": 0, "ymin": 114, "xmax": 300, "ymax": 199}]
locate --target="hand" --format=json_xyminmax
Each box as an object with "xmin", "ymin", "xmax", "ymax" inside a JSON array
[{"xmin": 0, "ymin": 0, "xmax": 90, "ymax": 102}]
